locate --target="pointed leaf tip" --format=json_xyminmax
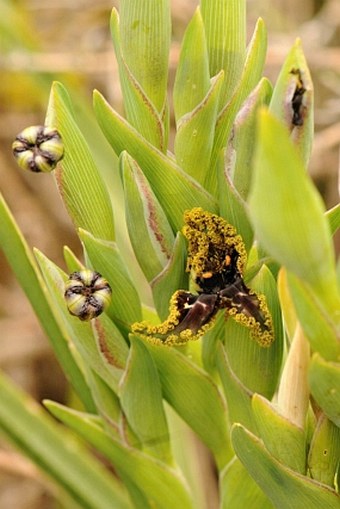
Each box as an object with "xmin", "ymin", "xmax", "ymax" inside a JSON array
[{"xmin": 249, "ymin": 108, "xmax": 337, "ymax": 300}]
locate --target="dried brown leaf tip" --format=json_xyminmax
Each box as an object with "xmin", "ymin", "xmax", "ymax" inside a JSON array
[
  {"xmin": 132, "ymin": 208, "xmax": 274, "ymax": 346},
  {"xmin": 290, "ymin": 68, "xmax": 306, "ymax": 127}
]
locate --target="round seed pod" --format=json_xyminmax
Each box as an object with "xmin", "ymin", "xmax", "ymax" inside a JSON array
[
  {"xmin": 64, "ymin": 270, "xmax": 112, "ymax": 321},
  {"xmin": 12, "ymin": 125, "xmax": 64, "ymax": 173}
]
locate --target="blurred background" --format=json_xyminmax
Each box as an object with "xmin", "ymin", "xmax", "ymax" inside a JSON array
[{"xmin": 0, "ymin": 0, "xmax": 340, "ymax": 507}]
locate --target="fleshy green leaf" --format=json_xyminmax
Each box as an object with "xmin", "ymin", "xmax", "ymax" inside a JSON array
[
  {"xmin": 326, "ymin": 202, "xmax": 340, "ymax": 236},
  {"xmin": 220, "ymin": 457, "xmax": 274, "ymax": 509},
  {"xmin": 270, "ymin": 39, "xmax": 314, "ymax": 166},
  {"xmin": 217, "ymin": 149, "xmax": 254, "ymax": 252},
  {"xmin": 207, "ymin": 17, "xmax": 267, "ymax": 194},
  {"xmin": 118, "ymin": 1, "xmax": 170, "ymax": 114},
  {"xmin": 146, "ymin": 343, "xmax": 232, "ymax": 469},
  {"xmin": 308, "ymin": 414, "xmax": 340, "ymax": 488},
  {"xmin": 277, "ymin": 267, "xmax": 297, "ymax": 342},
  {"xmin": 201, "ymin": 311, "xmax": 225, "ymax": 375},
  {"xmin": 79, "ymin": 229, "xmax": 142, "ymax": 330},
  {"xmin": 110, "ymin": 9, "xmax": 167, "ymax": 151},
  {"xmin": 63, "ymin": 245, "xmax": 84, "ymax": 273},
  {"xmin": 249, "ymin": 109, "xmax": 340, "ymax": 316},
  {"xmin": 216, "ymin": 342, "xmax": 257, "ymax": 433},
  {"xmin": 252, "ymin": 394, "xmax": 307, "ymax": 474},
  {"xmin": 46, "ymin": 82, "xmax": 115, "ymax": 241},
  {"xmin": 232, "ymin": 423, "xmax": 340, "ymax": 509},
  {"xmin": 45, "ymin": 401, "xmax": 194, "ymax": 509},
  {"xmin": 287, "ymin": 272, "xmax": 340, "ymax": 361},
  {"xmin": 0, "ymin": 193, "xmax": 95, "ymax": 411},
  {"xmin": 85, "ymin": 370, "xmax": 122, "ymax": 437},
  {"xmin": 120, "ymin": 151, "xmax": 174, "ymax": 282},
  {"xmin": 119, "ymin": 337, "xmax": 172, "ymax": 463},
  {"xmin": 91, "ymin": 314, "xmax": 129, "ymax": 389},
  {"xmin": 93, "ymin": 90, "xmax": 218, "ymax": 231},
  {"xmin": 309, "ymin": 354, "xmax": 340, "ymax": 427},
  {"xmin": 0, "ymin": 372, "xmax": 131, "ymax": 509},
  {"xmin": 173, "ymin": 7, "xmax": 210, "ymax": 121},
  {"xmin": 228, "ymin": 77, "xmax": 273, "ymax": 200},
  {"xmin": 201, "ymin": 0, "xmax": 246, "ymax": 105},
  {"xmin": 174, "ymin": 71, "xmax": 224, "ymax": 186},
  {"xmin": 151, "ymin": 232, "xmax": 188, "ymax": 320}
]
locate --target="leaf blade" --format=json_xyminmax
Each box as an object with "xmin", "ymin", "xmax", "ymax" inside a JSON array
[
  {"xmin": 46, "ymin": 401, "xmax": 194, "ymax": 509},
  {"xmin": 47, "ymin": 82, "xmax": 115, "ymax": 241},
  {"xmin": 0, "ymin": 372, "xmax": 131, "ymax": 509},
  {"xmin": 232, "ymin": 424, "xmax": 340, "ymax": 509},
  {"xmin": 94, "ymin": 90, "xmax": 218, "ymax": 231},
  {"xmin": 0, "ymin": 193, "xmax": 95, "ymax": 411}
]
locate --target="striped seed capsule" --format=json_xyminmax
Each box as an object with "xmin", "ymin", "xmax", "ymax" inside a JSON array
[
  {"xmin": 64, "ymin": 270, "xmax": 112, "ymax": 321},
  {"xmin": 12, "ymin": 125, "xmax": 64, "ymax": 173}
]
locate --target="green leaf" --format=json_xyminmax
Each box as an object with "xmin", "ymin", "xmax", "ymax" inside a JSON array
[
  {"xmin": 201, "ymin": 0, "xmax": 246, "ymax": 105},
  {"xmin": 217, "ymin": 149, "xmax": 254, "ymax": 252},
  {"xmin": 0, "ymin": 193, "xmax": 95, "ymax": 411},
  {"xmin": 91, "ymin": 314, "xmax": 129, "ymax": 389},
  {"xmin": 326, "ymin": 202, "xmax": 340, "ymax": 236},
  {"xmin": 120, "ymin": 337, "xmax": 172, "ymax": 463},
  {"xmin": 249, "ymin": 109, "xmax": 340, "ymax": 315},
  {"xmin": 45, "ymin": 401, "xmax": 194, "ymax": 509},
  {"xmin": 110, "ymin": 9, "xmax": 167, "ymax": 151},
  {"xmin": 207, "ymin": 17, "xmax": 267, "ymax": 194},
  {"xmin": 287, "ymin": 273, "xmax": 340, "ymax": 361},
  {"xmin": 120, "ymin": 151, "xmax": 175, "ymax": 282},
  {"xmin": 223, "ymin": 264, "xmax": 284, "ymax": 399},
  {"xmin": 46, "ymin": 82, "xmax": 115, "ymax": 241},
  {"xmin": 252, "ymin": 394, "xmax": 307, "ymax": 474},
  {"xmin": 174, "ymin": 70, "xmax": 224, "ymax": 187},
  {"xmin": 277, "ymin": 267, "xmax": 297, "ymax": 342},
  {"xmin": 216, "ymin": 342, "xmax": 257, "ymax": 433},
  {"xmin": 308, "ymin": 414, "xmax": 340, "ymax": 488},
  {"xmin": 220, "ymin": 457, "xmax": 274, "ymax": 509},
  {"xmin": 228, "ymin": 77, "xmax": 273, "ymax": 200},
  {"xmin": 151, "ymin": 232, "xmax": 188, "ymax": 320},
  {"xmin": 85, "ymin": 370, "xmax": 122, "ymax": 437},
  {"xmin": 93, "ymin": 90, "xmax": 218, "ymax": 231},
  {"xmin": 270, "ymin": 39, "xmax": 314, "ymax": 166},
  {"xmin": 201, "ymin": 311, "xmax": 225, "ymax": 375},
  {"xmin": 0, "ymin": 372, "xmax": 131, "ymax": 509},
  {"xmin": 173, "ymin": 7, "xmax": 210, "ymax": 121},
  {"xmin": 309, "ymin": 354, "xmax": 340, "ymax": 427},
  {"xmin": 63, "ymin": 245, "xmax": 84, "ymax": 273},
  {"xmin": 232, "ymin": 423, "xmax": 340, "ymax": 509},
  {"xmin": 118, "ymin": 1, "xmax": 170, "ymax": 114},
  {"xmin": 79, "ymin": 229, "xmax": 142, "ymax": 330},
  {"xmin": 146, "ymin": 343, "xmax": 232, "ymax": 469}
]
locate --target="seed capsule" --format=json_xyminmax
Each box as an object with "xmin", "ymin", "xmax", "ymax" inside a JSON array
[
  {"xmin": 64, "ymin": 270, "xmax": 112, "ymax": 321},
  {"xmin": 12, "ymin": 125, "xmax": 64, "ymax": 173}
]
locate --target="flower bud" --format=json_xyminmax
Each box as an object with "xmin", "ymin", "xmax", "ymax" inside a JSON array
[
  {"xmin": 64, "ymin": 270, "xmax": 112, "ymax": 321},
  {"xmin": 12, "ymin": 125, "xmax": 64, "ymax": 173}
]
